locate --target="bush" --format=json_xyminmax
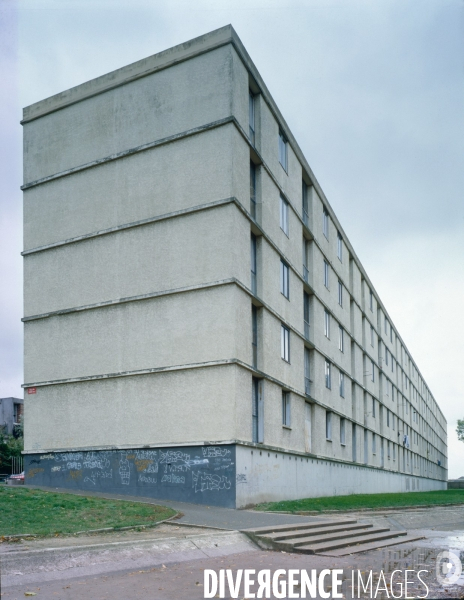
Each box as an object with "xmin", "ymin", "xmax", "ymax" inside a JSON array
[{"xmin": 0, "ymin": 433, "xmax": 23, "ymax": 475}]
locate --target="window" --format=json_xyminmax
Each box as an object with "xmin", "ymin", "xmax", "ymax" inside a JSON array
[
  {"xmin": 372, "ymin": 398, "xmax": 376, "ymax": 418},
  {"xmin": 393, "ymin": 443, "xmax": 396, "ymax": 460},
  {"xmin": 304, "ymin": 347, "xmax": 311, "ymax": 395},
  {"xmin": 338, "ymin": 280, "xmax": 343, "ymax": 306},
  {"xmin": 323, "ymin": 260, "xmax": 329, "ymax": 288},
  {"xmin": 324, "ymin": 310, "xmax": 330, "ymax": 338},
  {"xmin": 302, "ymin": 182, "xmax": 309, "ymax": 227},
  {"xmin": 326, "ymin": 411, "xmax": 332, "ymax": 440},
  {"xmin": 385, "ymin": 348, "xmax": 389, "ymax": 366},
  {"xmin": 13, "ymin": 403, "xmax": 22, "ymax": 424},
  {"xmin": 278, "ymin": 129, "xmax": 288, "ymax": 171},
  {"xmin": 339, "ymin": 372, "xmax": 345, "ymax": 398},
  {"xmin": 249, "ymin": 91, "xmax": 255, "ymax": 144},
  {"xmin": 387, "ymin": 440, "xmax": 391, "ymax": 459},
  {"xmin": 282, "ymin": 392, "xmax": 291, "ymax": 427},
  {"xmin": 390, "ymin": 325, "xmax": 393, "ymax": 343},
  {"xmin": 406, "ymin": 401, "xmax": 409, "ymax": 414},
  {"xmin": 280, "ymin": 195, "xmax": 289, "ymax": 235},
  {"xmin": 385, "ymin": 316, "xmax": 389, "ymax": 335},
  {"xmin": 371, "ymin": 359, "xmax": 375, "ymax": 382},
  {"xmin": 370, "ymin": 325, "xmax": 374, "ymax": 347},
  {"xmin": 339, "ymin": 326, "xmax": 344, "ymax": 352},
  {"xmin": 372, "ymin": 432, "xmax": 376, "ymax": 454},
  {"xmin": 252, "ymin": 377, "xmax": 259, "ymax": 442},
  {"xmin": 369, "ymin": 289, "xmax": 373, "ymax": 312},
  {"xmin": 337, "ymin": 231, "xmax": 343, "ymax": 261},
  {"xmin": 250, "ymin": 162, "xmax": 256, "ymax": 219},
  {"xmin": 303, "ymin": 238, "xmax": 309, "ymax": 282},
  {"xmin": 387, "ymin": 409, "xmax": 390, "ymax": 427},
  {"xmin": 325, "ymin": 360, "xmax": 332, "ymax": 389},
  {"xmin": 250, "ymin": 233, "xmax": 257, "ymax": 294},
  {"xmin": 392, "ymin": 414, "xmax": 395, "ymax": 430},
  {"xmin": 303, "ymin": 292, "xmax": 310, "ymax": 340},
  {"xmin": 323, "ymin": 207, "xmax": 329, "ymax": 238},
  {"xmin": 252, "ymin": 305, "xmax": 258, "ymax": 369},
  {"xmin": 280, "ymin": 260, "xmax": 290, "ymax": 299},
  {"xmin": 281, "ymin": 325, "xmax": 290, "ymax": 362},
  {"xmin": 340, "ymin": 418, "xmax": 346, "ymax": 445}
]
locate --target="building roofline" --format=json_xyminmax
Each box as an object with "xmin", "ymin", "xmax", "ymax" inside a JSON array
[{"xmin": 21, "ymin": 25, "xmax": 237, "ymax": 123}]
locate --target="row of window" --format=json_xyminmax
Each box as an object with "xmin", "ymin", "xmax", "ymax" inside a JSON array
[
  {"xmin": 248, "ymin": 93, "xmax": 441, "ymax": 434},
  {"xmin": 281, "ymin": 397, "xmax": 442, "ymax": 471},
  {"xmin": 322, "ymin": 208, "xmax": 343, "ymax": 262},
  {"xmin": 324, "ymin": 360, "xmax": 345, "ymax": 398}
]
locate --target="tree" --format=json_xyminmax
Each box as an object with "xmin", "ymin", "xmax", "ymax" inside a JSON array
[
  {"xmin": 0, "ymin": 416, "xmax": 24, "ymax": 475},
  {"xmin": 457, "ymin": 419, "xmax": 464, "ymax": 443}
]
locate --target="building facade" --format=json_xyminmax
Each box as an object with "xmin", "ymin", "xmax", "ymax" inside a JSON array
[
  {"xmin": 22, "ymin": 26, "xmax": 447, "ymax": 507},
  {"xmin": 0, "ymin": 397, "xmax": 23, "ymax": 436}
]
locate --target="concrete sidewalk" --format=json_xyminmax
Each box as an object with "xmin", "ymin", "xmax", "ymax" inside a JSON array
[
  {"xmin": 22, "ymin": 484, "xmax": 327, "ymax": 530},
  {"xmin": 2, "ymin": 488, "xmax": 463, "ymax": 599}
]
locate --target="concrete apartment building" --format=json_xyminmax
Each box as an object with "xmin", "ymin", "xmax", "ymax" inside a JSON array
[{"xmin": 22, "ymin": 26, "xmax": 447, "ymax": 507}]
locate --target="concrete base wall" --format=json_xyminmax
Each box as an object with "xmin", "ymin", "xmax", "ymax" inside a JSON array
[
  {"xmin": 24, "ymin": 443, "xmax": 447, "ymax": 509},
  {"xmin": 235, "ymin": 444, "xmax": 446, "ymax": 508},
  {"xmin": 24, "ymin": 444, "xmax": 236, "ymax": 508}
]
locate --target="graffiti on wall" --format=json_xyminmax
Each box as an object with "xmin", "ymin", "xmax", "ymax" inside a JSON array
[{"xmin": 26, "ymin": 445, "xmax": 236, "ymax": 507}]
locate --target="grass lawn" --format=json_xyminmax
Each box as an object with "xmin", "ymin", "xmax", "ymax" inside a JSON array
[
  {"xmin": 0, "ymin": 486, "xmax": 176, "ymax": 537},
  {"xmin": 255, "ymin": 489, "xmax": 464, "ymax": 513}
]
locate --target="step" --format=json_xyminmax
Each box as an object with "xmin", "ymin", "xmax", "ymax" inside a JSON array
[
  {"xmin": 263, "ymin": 522, "xmax": 373, "ymax": 541},
  {"xmin": 241, "ymin": 519, "xmax": 357, "ymax": 535},
  {"xmin": 318, "ymin": 534, "xmax": 426, "ymax": 556},
  {"xmin": 297, "ymin": 530, "xmax": 408, "ymax": 554},
  {"xmin": 275, "ymin": 527, "xmax": 390, "ymax": 551}
]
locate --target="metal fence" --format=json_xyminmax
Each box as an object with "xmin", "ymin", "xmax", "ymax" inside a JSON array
[{"xmin": 11, "ymin": 456, "xmax": 23, "ymax": 474}]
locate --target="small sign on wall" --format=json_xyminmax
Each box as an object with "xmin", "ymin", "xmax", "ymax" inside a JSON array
[{"xmin": 27, "ymin": 387, "xmax": 37, "ymax": 394}]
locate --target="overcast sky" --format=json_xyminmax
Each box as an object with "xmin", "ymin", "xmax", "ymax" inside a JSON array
[{"xmin": 1, "ymin": 0, "xmax": 463, "ymax": 477}]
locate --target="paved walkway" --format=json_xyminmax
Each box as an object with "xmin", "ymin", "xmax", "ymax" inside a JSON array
[
  {"xmin": 2, "ymin": 490, "xmax": 464, "ymax": 599},
  {"xmin": 23, "ymin": 485, "xmax": 325, "ymax": 530}
]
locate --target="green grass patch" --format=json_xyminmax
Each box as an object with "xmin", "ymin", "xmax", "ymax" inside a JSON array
[
  {"xmin": 255, "ymin": 489, "xmax": 464, "ymax": 513},
  {"xmin": 0, "ymin": 486, "xmax": 176, "ymax": 537}
]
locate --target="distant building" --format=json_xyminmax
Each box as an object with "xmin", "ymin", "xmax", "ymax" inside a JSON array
[
  {"xmin": 0, "ymin": 397, "xmax": 23, "ymax": 436},
  {"xmin": 22, "ymin": 26, "xmax": 447, "ymax": 507}
]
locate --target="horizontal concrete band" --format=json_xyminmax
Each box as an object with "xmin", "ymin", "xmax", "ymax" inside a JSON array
[
  {"xmin": 20, "ymin": 270, "xmax": 420, "ymax": 436},
  {"xmin": 20, "ymin": 25, "xmax": 437, "ymax": 414},
  {"xmin": 21, "ymin": 197, "xmax": 238, "ymax": 256},
  {"xmin": 21, "ymin": 116, "xmax": 236, "ymax": 191},
  {"xmin": 21, "ymin": 119, "xmax": 433, "ymax": 419},
  {"xmin": 20, "ymin": 357, "xmax": 439, "ymax": 464},
  {"xmin": 21, "ymin": 193, "xmax": 399, "ymax": 409}
]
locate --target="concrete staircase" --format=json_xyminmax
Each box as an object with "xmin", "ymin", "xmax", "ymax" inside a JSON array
[{"xmin": 242, "ymin": 519, "xmax": 425, "ymax": 556}]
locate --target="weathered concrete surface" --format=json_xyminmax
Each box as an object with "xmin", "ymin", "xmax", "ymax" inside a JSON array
[
  {"xmin": 2, "ymin": 505, "xmax": 464, "ymax": 597},
  {"xmin": 23, "ymin": 24, "xmax": 447, "ymax": 509},
  {"xmin": 0, "ymin": 524, "xmax": 255, "ymax": 589},
  {"xmin": 2, "ymin": 520, "xmax": 463, "ymax": 599}
]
